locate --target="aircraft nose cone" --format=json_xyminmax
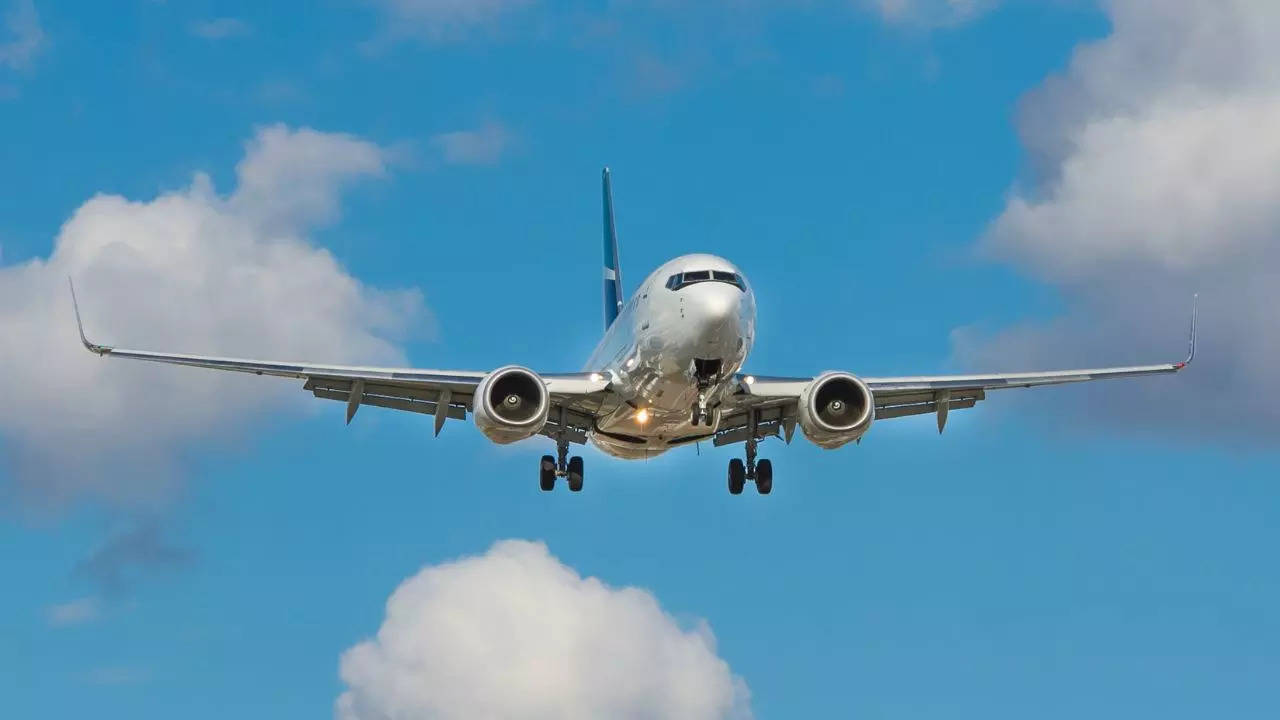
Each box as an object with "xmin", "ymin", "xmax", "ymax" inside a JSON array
[
  {"xmin": 702, "ymin": 289, "xmax": 737, "ymax": 322},
  {"xmin": 693, "ymin": 284, "xmax": 741, "ymax": 337}
]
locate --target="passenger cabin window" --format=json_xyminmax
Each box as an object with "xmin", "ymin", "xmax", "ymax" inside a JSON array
[{"xmin": 664, "ymin": 270, "xmax": 745, "ymax": 292}]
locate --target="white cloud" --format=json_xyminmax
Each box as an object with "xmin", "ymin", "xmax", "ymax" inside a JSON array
[
  {"xmin": 337, "ymin": 540, "xmax": 752, "ymax": 720},
  {"xmin": 369, "ymin": 0, "xmax": 536, "ymax": 41},
  {"xmin": 189, "ymin": 17, "xmax": 253, "ymax": 40},
  {"xmin": 429, "ymin": 121, "xmax": 512, "ymax": 166},
  {"xmin": 0, "ymin": 125, "xmax": 425, "ymax": 509},
  {"xmin": 46, "ymin": 597, "xmax": 99, "ymax": 627},
  {"xmin": 962, "ymin": 0, "xmax": 1280, "ymax": 436},
  {"xmin": 0, "ymin": 0, "xmax": 44, "ymax": 69}
]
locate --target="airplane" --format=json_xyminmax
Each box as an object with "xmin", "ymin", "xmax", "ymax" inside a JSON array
[{"xmin": 69, "ymin": 168, "xmax": 1197, "ymax": 495}]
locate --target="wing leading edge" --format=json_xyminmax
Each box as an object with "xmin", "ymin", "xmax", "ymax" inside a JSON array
[
  {"xmin": 68, "ymin": 280, "xmax": 609, "ymax": 439},
  {"xmin": 868, "ymin": 294, "xmax": 1196, "ymax": 397},
  {"xmin": 727, "ymin": 297, "xmax": 1197, "ymax": 437}
]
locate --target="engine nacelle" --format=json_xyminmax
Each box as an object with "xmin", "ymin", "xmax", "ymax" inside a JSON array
[
  {"xmin": 797, "ymin": 372, "xmax": 875, "ymax": 449},
  {"xmin": 472, "ymin": 366, "xmax": 550, "ymax": 444}
]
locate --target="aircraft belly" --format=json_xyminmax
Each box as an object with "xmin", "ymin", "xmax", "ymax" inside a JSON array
[
  {"xmin": 589, "ymin": 402, "xmax": 718, "ymax": 460},
  {"xmin": 588, "ymin": 433, "xmax": 671, "ymax": 459}
]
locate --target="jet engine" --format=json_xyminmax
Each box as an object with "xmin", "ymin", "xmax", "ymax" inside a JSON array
[
  {"xmin": 472, "ymin": 366, "xmax": 550, "ymax": 444},
  {"xmin": 797, "ymin": 372, "xmax": 875, "ymax": 449}
]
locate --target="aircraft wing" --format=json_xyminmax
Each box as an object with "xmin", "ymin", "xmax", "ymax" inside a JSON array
[
  {"xmin": 714, "ymin": 300, "xmax": 1196, "ymax": 445},
  {"xmin": 69, "ymin": 282, "xmax": 610, "ymax": 441}
]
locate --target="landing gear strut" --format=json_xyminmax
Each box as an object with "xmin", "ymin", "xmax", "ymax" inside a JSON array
[
  {"xmin": 727, "ymin": 410, "xmax": 773, "ymax": 495},
  {"xmin": 691, "ymin": 391, "xmax": 709, "ymax": 426},
  {"xmin": 540, "ymin": 432, "xmax": 584, "ymax": 492},
  {"xmin": 691, "ymin": 358, "xmax": 721, "ymax": 427}
]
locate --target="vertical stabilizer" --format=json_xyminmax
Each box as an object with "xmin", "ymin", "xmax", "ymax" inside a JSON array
[{"xmin": 602, "ymin": 167, "xmax": 624, "ymax": 329}]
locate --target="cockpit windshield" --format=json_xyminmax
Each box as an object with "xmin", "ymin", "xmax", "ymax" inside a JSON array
[{"xmin": 665, "ymin": 270, "xmax": 745, "ymax": 291}]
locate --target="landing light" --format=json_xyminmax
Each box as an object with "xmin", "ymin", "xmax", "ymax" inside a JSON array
[
  {"xmin": 635, "ymin": 408, "xmax": 649, "ymax": 424},
  {"xmin": 745, "ymin": 375, "xmax": 756, "ymax": 385},
  {"xmin": 589, "ymin": 373, "xmax": 603, "ymax": 382}
]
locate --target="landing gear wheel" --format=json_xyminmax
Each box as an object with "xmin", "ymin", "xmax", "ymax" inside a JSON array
[
  {"xmin": 539, "ymin": 455, "xmax": 556, "ymax": 492},
  {"xmin": 567, "ymin": 456, "xmax": 584, "ymax": 492},
  {"xmin": 755, "ymin": 459, "xmax": 773, "ymax": 495},
  {"xmin": 727, "ymin": 458, "xmax": 746, "ymax": 495}
]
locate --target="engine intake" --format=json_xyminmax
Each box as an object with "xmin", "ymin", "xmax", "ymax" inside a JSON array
[
  {"xmin": 798, "ymin": 372, "xmax": 874, "ymax": 449},
  {"xmin": 473, "ymin": 366, "xmax": 550, "ymax": 444}
]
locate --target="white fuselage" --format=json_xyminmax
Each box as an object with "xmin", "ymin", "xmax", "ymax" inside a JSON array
[{"xmin": 585, "ymin": 254, "xmax": 756, "ymax": 458}]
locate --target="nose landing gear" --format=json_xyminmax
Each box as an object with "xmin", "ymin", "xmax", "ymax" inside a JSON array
[
  {"xmin": 692, "ymin": 391, "xmax": 710, "ymax": 427},
  {"xmin": 690, "ymin": 358, "xmax": 723, "ymax": 427}
]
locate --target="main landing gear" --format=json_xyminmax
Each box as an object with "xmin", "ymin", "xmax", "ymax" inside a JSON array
[
  {"xmin": 727, "ymin": 432, "xmax": 772, "ymax": 495},
  {"xmin": 540, "ymin": 437, "xmax": 584, "ymax": 492}
]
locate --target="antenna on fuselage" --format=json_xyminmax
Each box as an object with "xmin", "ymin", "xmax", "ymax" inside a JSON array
[{"xmin": 602, "ymin": 167, "xmax": 624, "ymax": 330}]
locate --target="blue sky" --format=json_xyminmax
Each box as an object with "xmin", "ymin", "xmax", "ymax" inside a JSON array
[{"xmin": 3, "ymin": 1, "xmax": 1279, "ymax": 718}]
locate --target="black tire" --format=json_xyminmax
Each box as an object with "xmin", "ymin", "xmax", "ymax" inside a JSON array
[
  {"xmin": 567, "ymin": 456, "xmax": 584, "ymax": 492},
  {"xmin": 755, "ymin": 459, "xmax": 773, "ymax": 495},
  {"xmin": 539, "ymin": 455, "xmax": 556, "ymax": 492},
  {"xmin": 727, "ymin": 458, "xmax": 746, "ymax": 495}
]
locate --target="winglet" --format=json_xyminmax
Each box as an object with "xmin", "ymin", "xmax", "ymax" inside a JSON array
[
  {"xmin": 1175, "ymin": 294, "xmax": 1197, "ymax": 369},
  {"xmin": 67, "ymin": 278, "xmax": 112, "ymax": 356}
]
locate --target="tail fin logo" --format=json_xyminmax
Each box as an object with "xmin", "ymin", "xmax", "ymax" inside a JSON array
[{"xmin": 602, "ymin": 167, "xmax": 624, "ymax": 329}]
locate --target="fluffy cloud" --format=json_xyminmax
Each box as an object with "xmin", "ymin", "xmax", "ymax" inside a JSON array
[
  {"xmin": 369, "ymin": 0, "xmax": 536, "ymax": 40},
  {"xmin": 337, "ymin": 540, "xmax": 752, "ymax": 720},
  {"xmin": 429, "ymin": 121, "xmax": 512, "ymax": 166},
  {"xmin": 0, "ymin": 125, "xmax": 425, "ymax": 508},
  {"xmin": 0, "ymin": 0, "xmax": 43, "ymax": 69},
  {"xmin": 960, "ymin": 0, "xmax": 1280, "ymax": 436}
]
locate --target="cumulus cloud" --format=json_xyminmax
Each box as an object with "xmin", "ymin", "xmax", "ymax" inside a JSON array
[
  {"xmin": 429, "ymin": 121, "xmax": 512, "ymax": 166},
  {"xmin": 337, "ymin": 540, "xmax": 752, "ymax": 720},
  {"xmin": 0, "ymin": 125, "xmax": 425, "ymax": 508},
  {"xmin": 961, "ymin": 0, "xmax": 1280, "ymax": 437},
  {"xmin": 369, "ymin": 0, "xmax": 536, "ymax": 41},
  {"xmin": 45, "ymin": 596, "xmax": 99, "ymax": 627},
  {"xmin": 0, "ymin": 0, "xmax": 44, "ymax": 69},
  {"xmin": 189, "ymin": 17, "xmax": 253, "ymax": 40}
]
